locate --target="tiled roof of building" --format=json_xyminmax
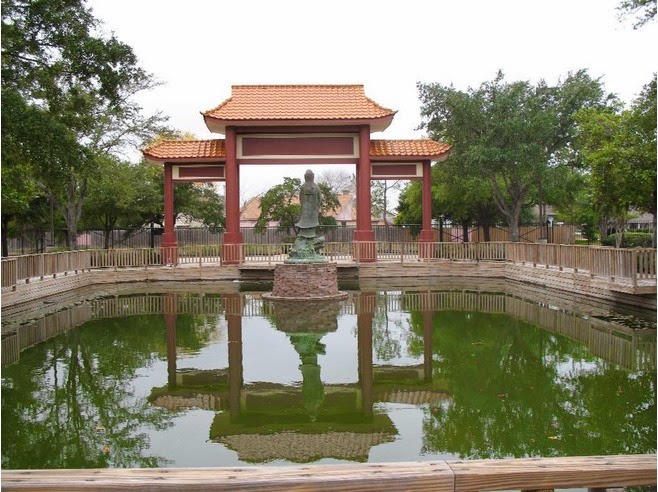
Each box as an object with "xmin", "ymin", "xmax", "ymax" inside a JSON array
[
  {"xmin": 143, "ymin": 138, "xmax": 451, "ymax": 162},
  {"xmin": 370, "ymin": 139, "xmax": 451, "ymax": 158},
  {"xmin": 203, "ymin": 84, "xmax": 395, "ymax": 123},
  {"xmin": 219, "ymin": 431, "xmax": 395, "ymax": 463},
  {"xmin": 240, "ymin": 193, "xmax": 376, "ymax": 223},
  {"xmin": 142, "ymin": 139, "xmax": 226, "ymax": 161}
]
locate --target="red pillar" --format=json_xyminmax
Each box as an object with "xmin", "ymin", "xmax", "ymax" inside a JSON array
[
  {"xmin": 357, "ymin": 292, "xmax": 375, "ymax": 418},
  {"xmin": 164, "ymin": 293, "xmax": 179, "ymax": 390},
  {"xmin": 419, "ymin": 160, "xmax": 436, "ymax": 259},
  {"xmin": 222, "ymin": 127, "xmax": 244, "ymax": 265},
  {"xmin": 354, "ymin": 125, "xmax": 376, "ymax": 262},
  {"xmin": 162, "ymin": 162, "xmax": 178, "ymax": 264},
  {"xmin": 225, "ymin": 293, "xmax": 243, "ymax": 423}
]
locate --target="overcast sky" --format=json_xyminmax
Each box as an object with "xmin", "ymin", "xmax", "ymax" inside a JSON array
[{"xmin": 87, "ymin": 0, "xmax": 656, "ymax": 200}]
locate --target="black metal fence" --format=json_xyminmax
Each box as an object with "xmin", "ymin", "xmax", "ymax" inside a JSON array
[
  {"xmin": 5, "ymin": 226, "xmax": 418, "ymax": 255},
  {"xmin": 5, "ymin": 223, "xmax": 593, "ymax": 255}
]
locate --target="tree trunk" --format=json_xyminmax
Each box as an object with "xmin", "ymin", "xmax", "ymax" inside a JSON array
[
  {"xmin": 489, "ymin": 176, "xmax": 526, "ymax": 243},
  {"xmin": 509, "ymin": 221, "xmax": 520, "ymax": 242},
  {"xmin": 462, "ymin": 220, "xmax": 469, "ymax": 243},
  {"xmin": 1, "ymin": 215, "xmax": 9, "ymax": 257},
  {"xmin": 482, "ymin": 223, "xmax": 491, "ymax": 242},
  {"xmin": 49, "ymin": 195, "xmax": 55, "ymax": 247},
  {"xmin": 62, "ymin": 176, "xmax": 88, "ymax": 251}
]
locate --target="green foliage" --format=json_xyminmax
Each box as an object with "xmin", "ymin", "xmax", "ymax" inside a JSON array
[
  {"xmin": 617, "ymin": 0, "xmax": 656, "ymax": 28},
  {"xmin": 600, "ymin": 232, "xmax": 653, "ymax": 248},
  {"xmin": 394, "ymin": 182, "xmax": 422, "ymax": 236},
  {"xmin": 180, "ymin": 184, "xmax": 225, "ymax": 234},
  {"xmin": 254, "ymin": 177, "xmax": 340, "ymax": 235},
  {"xmin": 574, "ymin": 76, "xmax": 657, "ymax": 245},
  {"xmin": 1, "ymin": 0, "xmax": 167, "ymax": 252},
  {"xmin": 417, "ymin": 70, "xmax": 609, "ymax": 241}
]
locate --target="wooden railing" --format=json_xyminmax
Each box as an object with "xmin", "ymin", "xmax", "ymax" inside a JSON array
[
  {"xmin": 507, "ymin": 243, "xmax": 657, "ymax": 285},
  {"xmin": 1, "ymin": 454, "xmax": 655, "ymax": 491},
  {"xmin": 1, "ymin": 257, "xmax": 18, "ymax": 290},
  {"xmin": 1, "ymin": 243, "xmax": 655, "ymax": 291}
]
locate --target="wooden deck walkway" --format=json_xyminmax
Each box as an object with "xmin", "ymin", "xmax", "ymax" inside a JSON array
[{"xmin": 2, "ymin": 454, "xmax": 655, "ymax": 491}]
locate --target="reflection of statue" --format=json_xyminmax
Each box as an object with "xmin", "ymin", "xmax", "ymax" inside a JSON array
[
  {"xmin": 289, "ymin": 333, "xmax": 326, "ymax": 421},
  {"xmin": 296, "ymin": 169, "xmax": 321, "ymax": 238},
  {"xmin": 286, "ymin": 169, "xmax": 327, "ymax": 263}
]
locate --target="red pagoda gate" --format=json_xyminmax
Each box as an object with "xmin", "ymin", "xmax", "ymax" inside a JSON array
[{"xmin": 143, "ymin": 85, "xmax": 451, "ymax": 264}]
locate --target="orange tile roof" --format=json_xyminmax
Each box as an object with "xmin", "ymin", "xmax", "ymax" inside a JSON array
[
  {"xmin": 143, "ymin": 138, "xmax": 451, "ymax": 162},
  {"xmin": 203, "ymin": 85, "xmax": 396, "ymax": 131},
  {"xmin": 143, "ymin": 139, "xmax": 226, "ymax": 161},
  {"xmin": 241, "ymin": 193, "xmax": 376, "ymax": 223},
  {"xmin": 370, "ymin": 139, "xmax": 451, "ymax": 158}
]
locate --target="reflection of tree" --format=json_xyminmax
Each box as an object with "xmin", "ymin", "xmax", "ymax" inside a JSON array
[
  {"xmin": 1, "ymin": 309, "xmax": 219, "ymax": 469},
  {"xmin": 371, "ymin": 293, "xmax": 403, "ymax": 361},
  {"xmin": 405, "ymin": 310, "xmax": 656, "ymax": 459},
  {"xmin": 174, "ymin": 312, "xmax": 221, "ymax": 355}
]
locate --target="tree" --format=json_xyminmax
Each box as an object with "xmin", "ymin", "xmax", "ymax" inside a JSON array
[
  {"xmin": 254, "ymin": 177, "xmax": 340, "ymax": 237},
  {"xmin": 371, "ymin": 180, "xmax": 402, "ymax": 227},
  {"xmin": 395, "ymin": 181, "xmax": 423, "ymax": 236},
  {"xmin": 175, "ymin": 182, "xmax": 225, "ymax": 234},
  {"xmin": 625, "ymin": 77, "xmax": 657, "ymax": 245},
  {"xmin": 417, "ymin": 70, "xmax": 609, "ymax": 241},
  {"xmin": 80, "ymin": 157, "xmax": 146, "ymax": 248},
  {"xmin": 617, "ymin": 0, "xmax": 656, "ymax": 28},
  {"xmin": 1, "ymin": 0, "xmax": 166, "ymax": 251},
  {"xmin": 0, "ymin": 89, "xmax": 73, "ymax": 255},
  {"xmin": 316, "ymin": 169, "xmax": 355, "ymax": 194},
  {"xmin": 575, "ymin": 76, "xmax": 657, "ymax": 246}
]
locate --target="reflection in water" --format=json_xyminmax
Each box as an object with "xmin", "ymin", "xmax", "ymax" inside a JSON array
[
  {"xmin": 270, "ymin": 300, "xmax": 342, "ymax": 420},
  {"xmin": 1, "ymin": 285, "xmax": 655, "ymax": 468}
]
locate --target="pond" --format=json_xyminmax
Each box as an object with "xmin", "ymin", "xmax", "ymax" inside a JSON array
[{"xmin": 1, "ymin": 280, "xmax": 655, "ymax": 469}]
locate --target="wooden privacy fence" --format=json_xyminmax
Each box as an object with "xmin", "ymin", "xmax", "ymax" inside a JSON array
[
  {"xmin": 1, "ymin": 243, "xmax": 655, "ymax": 291},
  {"xmin": 1, "ymin": 454, "xmax": 655, "ymax": 491},
  {"xmin": 441, "ymin": 224, "xmax": 577, "ymax": 244}
]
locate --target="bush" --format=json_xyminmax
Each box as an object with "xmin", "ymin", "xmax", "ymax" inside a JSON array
[{"xmin": 600, "ymin": 232, "xmax": 653, "ymax": 248}]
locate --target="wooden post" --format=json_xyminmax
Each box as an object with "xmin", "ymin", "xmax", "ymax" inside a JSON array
[
  {"xmin": 354, "ymin": 125, "xmax": 375, "ymax": 262},
  {"xmin": 358, "ymin": 292, "xmax": 375, "ymax": 418},
  {"xmin": 222, "ymin": 127, "xmax": 243, "ymax": 265},
  {"xmin": 162, "ymin": 162, "xmax": 178, "ymax": 265},
  {"xmin": 419, "ymin": 160, "xmax": 435, "ymax": 260},
  {"xmin": 164, "ymin": 293, "xmax": 178, "ymax": 390},
  {"xmin": 226, "ymin": 293, "xmax": 243, "ymax": 423}
]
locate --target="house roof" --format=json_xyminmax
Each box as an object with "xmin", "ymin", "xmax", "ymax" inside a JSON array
[
  {"xmin": 202, "ymin": 85, "xmax": 396, "ymax": 133},
  {"xmin": 240, "ymin": 193, "xmax": 377, "ymax": 223},
  {"xmin": 143, "ymin": 138, "xmax": 451, "ymax": 163}
]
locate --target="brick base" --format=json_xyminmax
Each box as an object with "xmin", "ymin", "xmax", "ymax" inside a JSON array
[{"xmin": 263, "ymin": 263, "xmax": 347, "ymax": 301}]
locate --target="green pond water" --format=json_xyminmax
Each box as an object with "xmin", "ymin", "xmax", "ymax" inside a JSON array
[{"xmin": 1, "ymin": 282, "xmax": 655, "ymax": 469}]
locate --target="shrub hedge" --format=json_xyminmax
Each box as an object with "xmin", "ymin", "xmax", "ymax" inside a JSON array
[{"xmin": 600, "ymin": 232, "xmax": 653, "ymax": 248}]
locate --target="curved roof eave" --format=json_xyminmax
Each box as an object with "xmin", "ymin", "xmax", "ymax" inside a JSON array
[{"xmin": 203, "ymin": 113, "xmax": 396, "ymax": 135}]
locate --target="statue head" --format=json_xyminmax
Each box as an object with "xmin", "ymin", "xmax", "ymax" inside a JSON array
[{"xmin": 304, "ymin": 169, "xmax": 314, "ymax": 182}]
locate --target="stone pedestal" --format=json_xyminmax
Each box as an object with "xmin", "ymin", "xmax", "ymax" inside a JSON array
[{"xmin": 262, "ymin": 263, "xmax": 347, "ymax": 301}]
